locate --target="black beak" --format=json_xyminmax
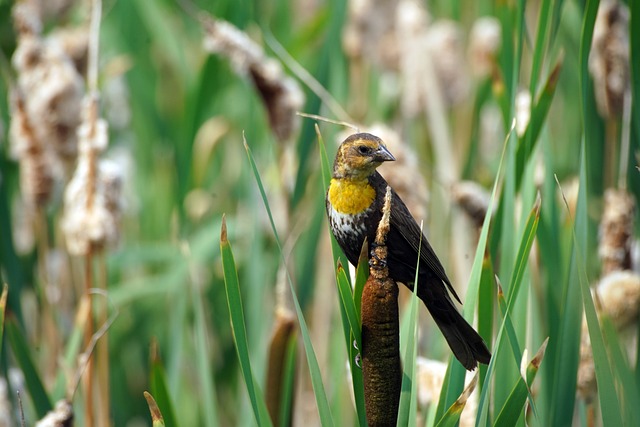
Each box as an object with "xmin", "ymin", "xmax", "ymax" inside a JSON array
[{"xmin": 374, "ymin": 145, "xmax": 396, "ymax": 162}]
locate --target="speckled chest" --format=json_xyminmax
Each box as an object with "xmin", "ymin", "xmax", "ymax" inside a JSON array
[{"xmin": 326, "ymin": 200, "xmax": 379, "ymax": 264}]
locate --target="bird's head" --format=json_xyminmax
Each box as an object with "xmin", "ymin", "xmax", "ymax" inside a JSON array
[{"xmin": 332, "ymin": 133, "xmax": 396, "ymax": 179}]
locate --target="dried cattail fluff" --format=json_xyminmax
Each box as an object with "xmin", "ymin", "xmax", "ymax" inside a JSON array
[
  {"xmin": 9, "ymin": 90, "xmax": 57, "ymax": 207},
  {"xmin": 337, "ymin": 124, "xmax": 429, "ymax": 222},
  {"xmin": 35, "ymin": 399, "xmax": 73, "ymax": 427},
  {"xmin": 578, "ymin": 270, "xmax": 640, "ymax": 401},
  {"xmin": 48, "ymin": 26, "xmax": 90, "ymax": 76},
  {"xmin": 12, "ymin": 0, "xmax": 43, "ymax": 36},
  {"xmin": 576, "ymin": 319, "xmax": 596, "ymax": 402},
  {"xmin": 62, "ymin": 101, "xmax": 124, "ymax": 255},
  {"xmin": 468, "ymin": 17, "xmax": 502, "ymax": 78},
  {"xmin": 425, "ymin": 20, "xmax": 469, "ymax": 106},
  {"xmin": 589, "ymin": 0, "xmax": 630, "ymax": 118},
  {"xmin": 12, "ymin": 2, "xmax": 85, "ymax": 163},
  {"xmin": 41, "ymin": 0, "xmax": 77, "ymax": 21},
  {"xmin": 515, "ymin": 90, "xmax": 531, "ymax": 137},
  {"xmin": 599, "ymin": 189, "xmax": 635, "ymax": 274},
  {"xmin": 396, "ymin": 0, "xmax": 430, "ymax": 117},
  {"xmin": 451, "ymin": 181, "xmax": 491, "ymax": 228},
  {"xmin": 416, "ymin": 357, "xmax": 476, "ymax": 427},
  {"xmin": 342, "ymin": 0, "xmax": 401, "ymax": 68},
  {"xmin": 596, "ymin": 270, "xmax": 640, "ymax": 329},
  {"xmin": 202, "ymin": 16, "xmax": 304, "ymax": 141}
]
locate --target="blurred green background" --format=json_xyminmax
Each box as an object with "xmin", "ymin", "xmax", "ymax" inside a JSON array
[{"xmin": 1, "ymin": 0, "xmax": 639, "ymax": 426}]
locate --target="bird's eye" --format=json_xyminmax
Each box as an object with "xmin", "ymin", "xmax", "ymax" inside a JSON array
[{"xmin": 357, "ymin": 145, "xmax": 373, "ymax": 155}]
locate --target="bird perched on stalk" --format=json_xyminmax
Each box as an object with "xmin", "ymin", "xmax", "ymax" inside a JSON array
[{"xmin": 326, "ymin": 133, "xmax": 491, "ymax": 370}]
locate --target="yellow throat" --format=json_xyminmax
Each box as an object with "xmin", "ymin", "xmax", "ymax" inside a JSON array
[{"xmin": 328, "ymin": 178, "xmax": 376, "ymax": 214}]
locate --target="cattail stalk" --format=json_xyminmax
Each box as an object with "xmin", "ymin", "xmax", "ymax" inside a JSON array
[
  {"xmin": 361, "ymin": 186, "xmax": 401, "ymax": 426},
  {"xmin": 84, "ymin": 1, "xmax": 103, "ymax": 425}
]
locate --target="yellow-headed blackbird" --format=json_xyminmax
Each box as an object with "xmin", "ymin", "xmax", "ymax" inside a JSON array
[{"xmin": 326, "ymin": 133, "xmax": 491, "ymax": 370}]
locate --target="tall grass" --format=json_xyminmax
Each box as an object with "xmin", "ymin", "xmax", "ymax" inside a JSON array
[{"xmin": 0, "ymin": 0, "xmax": 639, "ymax": 425}]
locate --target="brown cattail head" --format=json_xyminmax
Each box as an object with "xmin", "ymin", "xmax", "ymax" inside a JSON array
[
  {"xmin": 599, "ymin": 188, "xmax": 635, "ymax": 274},
  {"xmin": 361, "ymin": 186, "xmax": 401, "ymax": 426},
  {"xmin": 265, "ymin": 308, "xmax": 296, "ymax": 426},
  {"xmin": 202, "ymin": 16, "xmax": 304, "ymax": 141},
  {"xmin": 589, "ymin": 0, "xmax": 630, "ymax": 118},
  {"xmin": 9, "ymin": 89, "xmax": 57, "ymax": 207},
  {"xmin": 451, "ymin": 181, "xmax": 491, "ymax": 229},
  {"xmin": 576, "ymin": 318, "xmax": 597, "ymax": 402}
]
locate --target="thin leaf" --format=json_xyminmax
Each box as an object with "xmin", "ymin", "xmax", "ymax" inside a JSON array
[
  {"xmin": 144, "ymin": 391, "xmax": 167, "ymax": 427},
  {"xmin": 150, "ymin": 345, "xmax": 180, "ymax": 427},
  {"xmin": 435, "ymin": 373, "xmax": 478, "ymax": 427},
  {"xmin": 244, "ymin": 137, "xmax": 335, "ymax": 425},
  {"xmin": 220, "ymin": 216, "xmax": 273, "ymax": 427},
  {"xmin": 336, "ymin": 264, "xmax": 362, "ymax": 350},
  {"xmin": 6, "ymin": 317, "xmax": 53, "ymax": 418},
  {"xmin": 397, "ymin": 222, "xmax": 423, "ymax": 427},
  {"xmin": 493, "ymin": 338, "xmax": 548, "ymax": 427}
]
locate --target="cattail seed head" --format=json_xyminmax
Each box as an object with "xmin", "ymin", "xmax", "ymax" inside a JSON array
[
  {"xmin": 451, "ymin": 181, "xmax": 490, "ymax": 228},
  {"xmin": 62, "ymin": 98, "xmax": 123, "ymax": 255},
  {"xmin": 599, "ymin": 188, "xmax": 635, "ymax": 274},
  {"xmin": 202, "ymin": 16, "xmax": 304, "ymax": 141},
  {"xmin": 425, "ymin": 20, "xmax": 469, "ymax": 106},
  {"xmin": 468, "ymin": 17, "xmax": 501, "ymax": 78},
  {"xmin": 589, "ymin": 0, "xmax": 630, "ymax": 118},
  {"xmin": 596, "ymin": 270, "xmax": 640, "ymax": 329},
  {"xmin": 9, "ymin": 89, "xmax": 57, "ymax": 207}
]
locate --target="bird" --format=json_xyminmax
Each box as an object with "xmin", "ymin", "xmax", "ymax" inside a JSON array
[{"xmin": 326, "ymin": 132, "xmax": 491, "ymax": 370}]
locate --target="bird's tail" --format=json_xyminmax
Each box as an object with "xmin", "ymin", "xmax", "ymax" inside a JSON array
[{"xmin": 419, "ymin": 285, "xmax": 491, "ymax": 371}]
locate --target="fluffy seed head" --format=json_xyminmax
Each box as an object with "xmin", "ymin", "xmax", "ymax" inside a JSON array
[
  {"xmin": 589, "ymin": 0, "xmax": 630, "ymax": 118},
  {"xmin": 599, "ymin": 188, "xmax": 635, "ymax": 274},
  {"xmin": 468, "ymin": 17, "xmax": 502, "ymax": 77}
]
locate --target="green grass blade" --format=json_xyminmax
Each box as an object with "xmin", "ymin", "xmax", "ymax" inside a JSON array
[
  {"xmin": 517, "ymin": 58, "xmax": 562, "ymax": 189},
  {"xmin": 220, "ymin": 217, "xmax": 273, "ymax": 427},
  {"xmin": 192, "ymin": 272, "xmax": 221, "ymax": 427},
  {"xmin": 560, "ymin": 149, "xmax": 624, "ymax": 427},
  {"xmin": 435, "ymin": 374, "xmax": 478, "ymax": 427},
  {"xmin": 397, "ymin": 284, "xmax": 419, "ymax": 427},
  {"xmin": 477, "ymin": 253, "xmax": 495, "ymax": 392},
  {"xmin": 6, "ymin": 316, "xmax": 53, "ymax": 418},
  {"xmin": 150, "ymin": 350, "xmax": 180, "ymax": 427},
  {"xmin": 319, "ymin": 126, "xmax": 366, "ymax": 425},
  {"xmin": 600, "ymin": 317, "xmax": 640, "ymax": 426},
  {"xmin": 397, "ymin": 222, "xmax": 423, "ymax": 427},
  {"xmin": 244, "ymin": 138, "xmax": 335, "ymax": 426},
  {"xmin": 493, "ymin": 339, "xmax": 548, "ymax": 427},
  {"xmin": 336, "ymin": 265, "xmax": 362, "ymax": 350}
]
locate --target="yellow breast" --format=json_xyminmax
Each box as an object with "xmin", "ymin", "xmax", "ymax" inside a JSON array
[{"xmin": 328, "ymin": 178, "xmax": 376, "ymax": 214}]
